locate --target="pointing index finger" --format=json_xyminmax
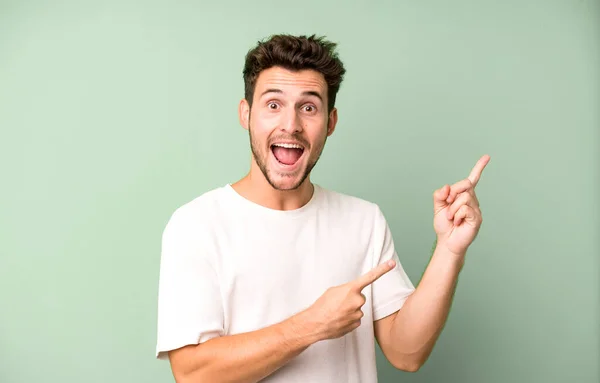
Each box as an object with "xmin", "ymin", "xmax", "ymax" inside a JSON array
[
  {"xmin": 353, "ymin": 260, "xmax": 396, "ymax": 290},
  {"xmin": 467, "ymin": 155, "xmax": 491, "ymax": 187}
]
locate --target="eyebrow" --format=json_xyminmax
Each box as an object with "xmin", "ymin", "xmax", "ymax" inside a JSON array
[{"xmin": 260, "ymin": 88, "xmax": 323, "ymax": 102}]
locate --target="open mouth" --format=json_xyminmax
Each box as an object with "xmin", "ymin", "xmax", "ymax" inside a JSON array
[{"xmin": 271, "ymin": 143, "xmax": 305, "ymax": 166}]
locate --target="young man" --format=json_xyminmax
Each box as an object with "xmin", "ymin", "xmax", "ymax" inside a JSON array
[{"xmin": 155, "ymin": 34, "xmax": 490, "ymax": 382}]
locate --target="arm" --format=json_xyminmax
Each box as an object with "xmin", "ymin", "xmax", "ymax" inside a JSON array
[
  {"xmin": 168, "ymin": 309, "xmax": 318, "ymax": 383},
  {"xmin": 374, "ymin": 243, "xmax": 464, "ymax": 372},
  {"xmin": 375, "ymin": 155, "xmax": 490, "ymax": 371},
  {"xmin": 169, "ymin": 261, "xmax": 397, "ymax": 383}
]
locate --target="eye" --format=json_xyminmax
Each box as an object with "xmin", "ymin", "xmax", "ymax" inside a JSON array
[
  {"xmin": 267, "ymin": 102, "xmax": 279, "ymax": 110},
  {"xmin": 303, "ymin": 105, "xmax": 316, "ymax": 113}
]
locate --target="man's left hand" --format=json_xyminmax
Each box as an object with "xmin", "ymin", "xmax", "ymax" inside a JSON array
[{"xmin": 432, "ymin": 155, "xmax": 491, "ymax": 257}]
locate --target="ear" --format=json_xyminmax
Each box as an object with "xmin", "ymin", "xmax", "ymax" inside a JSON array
[
  {"xmin": 326, "ymin": 107, "xmax": 338, "ymax": 137},
  {"xmin": 239, "ymin": 99, "xmax": 250, "ymax": 130}
]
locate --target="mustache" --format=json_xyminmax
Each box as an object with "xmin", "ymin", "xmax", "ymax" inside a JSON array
[{"xmin": 268, "ymin": 135, "xmax": 310, "ymax": 148}]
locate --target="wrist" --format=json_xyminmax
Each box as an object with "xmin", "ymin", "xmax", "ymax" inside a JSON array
[
  {"xmin": 283, "ymin": 308, "xmax": 323, "ymax": 347},
  {"xmin": 433, "ymin": 242, "xmax": 466, "ymax": 270}
]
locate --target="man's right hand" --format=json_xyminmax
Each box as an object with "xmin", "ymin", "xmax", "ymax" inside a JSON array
[
  {"xmin": 167, "ymin": 260, "xmax": 397, "ymax": 383},
  {"xmin": 303, "ymin": 259, "xmax": 396, "ymax": 340}
]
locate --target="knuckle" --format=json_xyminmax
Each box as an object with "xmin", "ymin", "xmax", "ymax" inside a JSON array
[{"xmin": 354, "ymin": 296, "xmax": 365, "ymax": 307}]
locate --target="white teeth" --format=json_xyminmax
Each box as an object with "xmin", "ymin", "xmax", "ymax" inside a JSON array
[{"xmin": 272, "ymin": 143, "xmax": 303, "ymax": 149}]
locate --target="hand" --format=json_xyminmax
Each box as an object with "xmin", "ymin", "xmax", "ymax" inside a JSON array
[
  {"xmin": 433, "ymin": 155, "xmax": 490, "ymax": 257},
  {"xmin": 305, "ymin": 260, "xmax": 396, "ymax": 340}
]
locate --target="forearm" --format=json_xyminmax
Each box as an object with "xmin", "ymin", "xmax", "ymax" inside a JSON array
[
  {"xmin": 389, "ymin": 243, "xmax": 464, "ymax": 364},
  {"xmin": 170, "ymin": 310, "xmax": 320, "ymax": 383}
]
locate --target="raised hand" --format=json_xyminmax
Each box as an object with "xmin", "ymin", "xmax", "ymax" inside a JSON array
[
  {"xmin": 433, "ymin": 155, "xmax": 490, "ymax": 256},
  {"xmin": 305, "ymin": 260, "xmax": 396, "ymax": 340}
]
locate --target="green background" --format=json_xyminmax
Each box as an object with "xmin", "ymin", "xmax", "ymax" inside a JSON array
[{"xmin": 1, "ymin": 0, "xmax": 598, "ymax": 382}]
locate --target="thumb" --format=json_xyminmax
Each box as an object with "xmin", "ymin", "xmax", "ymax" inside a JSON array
[{"xmin": 433, "ymin": 184, "xmax": 450, "ymax": 213}]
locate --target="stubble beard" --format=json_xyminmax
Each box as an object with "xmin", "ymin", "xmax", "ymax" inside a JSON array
[{"xmin": 248, "ymin": 123, "xmax": 327, "ymax": 191}]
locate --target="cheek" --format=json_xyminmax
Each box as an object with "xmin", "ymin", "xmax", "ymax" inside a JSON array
[
  {"xmin": 253, "ymin": 109, "xmax": 280, "ymax": 125},
  {"xmin": 306, "ymin": 120, "xmax": 329, "ymax": 143},
  {"xmin": 251, "ymin": 116, "xmax": 280, "ymax": 138}
]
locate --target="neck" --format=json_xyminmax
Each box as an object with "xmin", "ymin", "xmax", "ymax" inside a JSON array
[{"xmin": 231, "ymin": 164, "xmax": 314, "ymax": 211}]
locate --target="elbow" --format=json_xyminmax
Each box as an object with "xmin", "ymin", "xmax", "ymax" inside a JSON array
[
  {"xmin": 391, "ymin": 359, "xmax": 423, "ymax": 373},
  {"xmin": 173, "ymin": 363, "xmax": 220, "ymax": 383},
  {"xmin": 173, "ymin": 375, "xmax": 191, "ymax": 383},
  {"xmin": 169, "ymin": 346, "xmax": 212, "ymax": 383},
  {"xmin": 174, "ymin": 369, "xmax": 212, "ymax": 383},
  {"xmin": 389, "ymin": 353, "xmax": 428, "ymax": 373},
  {"xmin": 400, "ymin": 361, "xmax": 423, "ymax": 373},
  {"xmin": 172, "ymin": 368, "xmax": 201, "ymax": 383}
]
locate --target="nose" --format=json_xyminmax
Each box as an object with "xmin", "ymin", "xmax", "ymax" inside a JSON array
[{"xmin": 280, "ymin": 108, "xmax": 303, "ymax": 134}]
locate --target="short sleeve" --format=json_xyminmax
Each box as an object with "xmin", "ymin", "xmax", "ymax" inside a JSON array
[
  {"xmin": 155, "ymin": 206, "xmax": 224, "ymax": 360},
  {"xmin": 370, "ymin": 205, "xmax": 416, "ymax": 321}
]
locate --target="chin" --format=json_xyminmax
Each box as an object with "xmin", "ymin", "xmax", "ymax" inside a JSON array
[
  {"xmin": 262, "ymin": 148, "xmax": 312, "ymax": 191},
  {"xmin": 266, "ymin": 169, "xmax": 308, "ymax": 191}
]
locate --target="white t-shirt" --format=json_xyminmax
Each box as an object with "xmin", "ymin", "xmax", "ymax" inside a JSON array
[{"xmin": 155, "ymin": 183, "xmax": 415, "ymax": 382}]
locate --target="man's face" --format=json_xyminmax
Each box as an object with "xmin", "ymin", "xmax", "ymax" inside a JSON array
[{"xmin": 240, "ymin": 66, "xmax": 337, "ymax": 191}]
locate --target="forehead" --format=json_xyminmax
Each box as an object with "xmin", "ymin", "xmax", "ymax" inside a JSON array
[{"xmin": 254, "ymin": 66, "xmax": 327, "ymax": 97}]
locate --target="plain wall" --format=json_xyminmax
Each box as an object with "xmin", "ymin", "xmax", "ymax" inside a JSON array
[{"xmin": 1, "ymin": 0, "xmax": 598, "ymax": 382}]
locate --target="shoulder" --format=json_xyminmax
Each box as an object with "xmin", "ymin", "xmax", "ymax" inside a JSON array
[
  {"xmin": 162, "ymin": 186, "xmax": 229, "ymax": 236},
  {"xmin": 316, "ymin": 185, "xmax": 386, "ymax": 221}
]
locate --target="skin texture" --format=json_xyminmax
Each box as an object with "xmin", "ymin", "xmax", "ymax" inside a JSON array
[
  {"xmin": 167, "ymin": 64, "xmax": 492, "ymax": 381},
  {"xmin": 374, "ymin": 155, "xmax": 490, "ymax": 371},
  {"xmin": 168, "ymin": 261, "xmax": 398, "ymax": 383},
  {"xmin": 232, "ymin": 66, "xmax": 337, "ymax": 211}
]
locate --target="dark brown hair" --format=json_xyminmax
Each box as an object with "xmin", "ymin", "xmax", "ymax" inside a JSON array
[{"xmin": 243, "ymin": 34, "xmax": 346, "ymax": 112}]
